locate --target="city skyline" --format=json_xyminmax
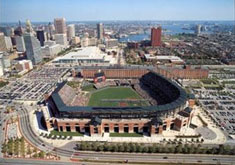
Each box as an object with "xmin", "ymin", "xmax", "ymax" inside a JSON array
[{"xmin": 1, "ymin": 0, "xmax": 234, "ymax": 23}]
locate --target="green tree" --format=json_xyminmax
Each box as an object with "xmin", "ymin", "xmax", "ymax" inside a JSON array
[
  {"xmin": 1, "ymin": 142, "xmax": 7, "ymax": 153},
  {"xmin": 27, "ymin": 146, "xmax": 32, "ymax": 155},
  {"xmin": 118, "ymin": 144, "xmax": 125, "ymax": 152},
  {"xmin": 124, "ymin": 144, "xmax": 131, "ymax": 152},
  {"xmin": 113, "ymin": 145, "xmax": 119, "ymax": 152},
  {"xmin": 97, "ymin": 145, "xmax": 104, "ymax": 152},
  {"xmin": 38, "ymin": 151, "xmax": 45, "ymax": 158},
  {"xmin": 136, "ymin": 145, "xmax": 143, "ymax": 153},
  {"xmin": 130, "ymin": 143, "xmax": 136, "ymax": 153},
  {"xmin": 142, "ymin": 146, "xmax": 149, "ymax": 153}
]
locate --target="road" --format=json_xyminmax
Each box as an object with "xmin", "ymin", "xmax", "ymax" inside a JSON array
[{"xmin": 13, "ymin": 107, "xmax": 235, "ymax": 164}]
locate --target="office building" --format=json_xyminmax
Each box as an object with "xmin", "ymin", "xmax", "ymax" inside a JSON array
[
  {"xmin": 15, "ymin": 36, "xmax": 26, "ymax": 52},
  {"xmin": 41, "ymin": 44, "xmax": 62, "ymax": 58},
  {"xmin": 54, "ymin": 34, "xmax": 67, "ymax": 46},
  {"xmin": 44, "ymin": 40, "xmax": 56, "ymax": 47},
  {"xmin": 195, "ymin": 25, "xmax": 201, "ymax": 35},
  {"xmin": 71, "ymin": 36, "xmax": 80, "ymax": 45},
  {"xmin": 151, "ymin": 27, "xmax": 162, "ymax": 47},
  {"xmin": 0, "ymin": 33, "xmax": 13, "ymax": 51},
  {"xmin": 88, "ymin": 37, "xmax": 97, "ymax": 46},
  {"xmin": 0, "ymin": 53, "xmax": 4, "ymax": 76},
  {"xmin": 67, "ymin": 24, "xmax": 75, "ymax": 40},
  {"xmin": 24, "ymin": 33, "xmax": 42, "ymax": 65},
  {"xmin": 105, "ymin": 39, "xmax": 118, "ymax": 48},
  {"xmin": 81, "ymin": 37, "xmax": 89, "ymax": 47},
  {"xmin": 36, "ymin": 30, "xmax": 46, "ymax": 46},
  {"xmin": 97, "ymin": 23, "xmax": 104, "ymax": 40},
  {"xmin": 15, "ymin": 60, "xmax": 33, "ymax": 73},
  {"xmin": 54, "ymin": 18, "xmax": 66, "ymax": 34},
  {"xmin": 26, "ymin": 19, "xmax": 33, "ymax": 33}
]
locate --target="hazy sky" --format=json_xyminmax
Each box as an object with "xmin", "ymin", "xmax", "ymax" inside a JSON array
[{"xmin": 1, "ymin": 0, "xmax": 234, "ymax": 22}]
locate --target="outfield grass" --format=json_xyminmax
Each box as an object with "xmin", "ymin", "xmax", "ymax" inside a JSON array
[
  {"xmin": 88, "ymin": 87, "xmax": 148, "ymax": 107},
  {"xmin": 110, "ymin": 133, "xmax": 143, "ymax": 137},
  {"xmin": 50, "ymin": 130, "xmax": 83, "ymax": 136}
]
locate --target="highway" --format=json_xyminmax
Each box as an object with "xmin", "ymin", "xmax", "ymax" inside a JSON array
[{"xmin": 14, "ymin": 107, "xmax": 235, "ymax": 164}]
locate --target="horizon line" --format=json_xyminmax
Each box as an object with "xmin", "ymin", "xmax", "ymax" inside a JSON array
[{"xmin": 1, "ymin": 19, "xmax": 234, "ymax": 24}]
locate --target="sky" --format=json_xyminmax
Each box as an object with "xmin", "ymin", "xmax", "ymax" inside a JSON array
[{"xmin": 0, "ymin": 0, "xmax": 234, "ymax": 22}]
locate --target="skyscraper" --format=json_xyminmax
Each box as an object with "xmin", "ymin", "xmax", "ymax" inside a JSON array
[
  {"xmin": 0, "ymin": 33, "xmax": 13, "ymax": 51},
  {"xmin": 15, "ymin": 36, "xmax": 26, "ymax": 52},
  {"xmin": 26, "ymin": 19, "xmax": 33, "ymax": 33},
  {"xmin": 0, "ymin": 53, "xmax": 4, "ymax": 76},
  {"xmin": 48, "ymin": 22, "xmax": 55, "ymax": 40},
  {"xmin": 54, "ymin": 34, "xmax": 67, "ymax": 46},
  {"xmin": 97, "ymin": 23, "xmax": 104, "ymax": 40},
  {"xmin": 195, "ymin": 25, "xmax": 201, "ymax": 35},
  {"xmin": 151, "ymin": 27, "xmax": 162, "ymax": 47},
  {"xmin": 54, "ymin": 18, "xmax": 66, "ymax": 34},
  {"xmin": 36, "ymin": 30, "xmax": 45, "ymax": 46},
  {"xmin": 67, "ymin": 24, "xmax": 75, "ymax": 40},
  {"xmin": 24, "ymin": 33, "xmax": 42, "ymax": 65}
]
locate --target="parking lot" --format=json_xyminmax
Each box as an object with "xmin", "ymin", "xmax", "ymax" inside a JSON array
[
  {"xmin": 0, "ymin": 67, "xmax": 69, "ymax": 103},
  {"xmin": 193, "ymin": 89, "xmax": 235, "ymax": 135}
]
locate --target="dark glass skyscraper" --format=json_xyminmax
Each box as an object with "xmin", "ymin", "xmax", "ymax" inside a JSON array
[{"xmin": 36, "ymin": 30, "xmax": 45, "ymax": 46}]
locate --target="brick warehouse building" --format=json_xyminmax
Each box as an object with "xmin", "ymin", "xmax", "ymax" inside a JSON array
[
  {"xmin": 44, "ymin": 70, "xmax": 196, "ymax": 136},
  {"xmin": 80, "ymin": 66, "xmax": 208, "ymax": 80}
]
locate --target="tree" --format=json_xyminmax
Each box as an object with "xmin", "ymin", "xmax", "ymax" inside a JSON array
[
  {"xmin": 136, "ymin": 145, "xmax": 143, "ymax": 153},
  {"xmin": 113, "ymin": 145, "xmax": 119, "ymax": 152},
  {"xmin": 218, "ymin": 145, "xmax": 225, "ymax": 155},
  {"xmin": 142, "ymin": 146, "xmax": 149, "ymax": 153},
  {"xmin": 92, "ymin": 142, "xmax": 98, "ymax": 151},
  {"xmin": 148, "ymin": 146, "xmax": 154, "ymax": 153},
  {"xmin": 130, "ymin": 144, "xmax": 136, "ymax": 153},
  {"xmin": 38, "ymin": 151, "xmax": 45, "ymax": 158},
  {"xmin": 27, "ymin": 146, "xmax": 32, "ymax": 155},
  {"xmin": 124, "ymin": 144, "xmax": 131, "ymax": 152},
  {"xmin": 118, "ymin": 144, "xmax": 125, "ymax": 152},
  {"xmin": 97, "ymin": 145, "xmax": 104, "ymax": 152},
  {"xmin": 1, "ymin": 142, "xmax": 7, "ymax": 153}
]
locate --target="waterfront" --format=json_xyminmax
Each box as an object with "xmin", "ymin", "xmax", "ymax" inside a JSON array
[{"xmin": 119, "ymin": 24, "xmax": 194, "ymax": 42}]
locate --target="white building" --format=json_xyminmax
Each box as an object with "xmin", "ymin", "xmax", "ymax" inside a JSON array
[
  {"xmin": 88, "ymin": 37, "xmax": 97, "ymax": 46},
  {"xmin": 15, "ymin": 36, "xmax": 26, "ymax": 52},
  {"xmin": 67, "ymin": 24, "xmax": 75, "ymax": 41},
  {"xmin": 0, "ymin": 53, "xmax": 4, "ymax": 76},
  {"xmin": 71, "ymin": 36, "xmax": 80, "ymax": 45},
  {"xmin": 54, "ymin": 34, "xmax": 67, "ymax": 47},
  {"xmin": 0, "ymin": 33, "xmax": 13, "ymax": 51},
  {"xmin": 52, "ymin": 46, "xmax": 117, "ymax": 65},
  {"xmin": 44, "ymin": 40, "xmax": 56, "ymax": 47},
  {"xmin": 41, "ymin": 44, "xmax": 62, "ymax": 58},
  {"xmin": 81, "ymin": 37, "xmax": 89, "ymax": 47}
]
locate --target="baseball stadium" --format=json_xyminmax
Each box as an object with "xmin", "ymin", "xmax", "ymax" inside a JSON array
[{"xmin": 45, "ymin": 68, "xmax": 195, "ymax": 137}]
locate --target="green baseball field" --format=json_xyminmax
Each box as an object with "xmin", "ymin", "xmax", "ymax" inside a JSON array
[{"xmin": 88, "ymin": 87, "xmax": 148, "ymax": 107}]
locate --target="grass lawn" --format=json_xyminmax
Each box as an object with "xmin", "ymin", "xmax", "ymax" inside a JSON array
[
  {"xmin": 67, "ymin": 81, "xmax": 80, "ymax": 88},
  {"xmin": 82, "ymin": 84, "xmax": 96, "ymax": 91},
  {"xmin": 110, "ymin": 133, "xmax": 143, "ymax": 137},
  {"xmin": 88, "ymin": 87, "xmax": 148, "ymax": 107},
  {"xmin": 50, "ymin": 130, "xmax": 83, "ymax": 136}
]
